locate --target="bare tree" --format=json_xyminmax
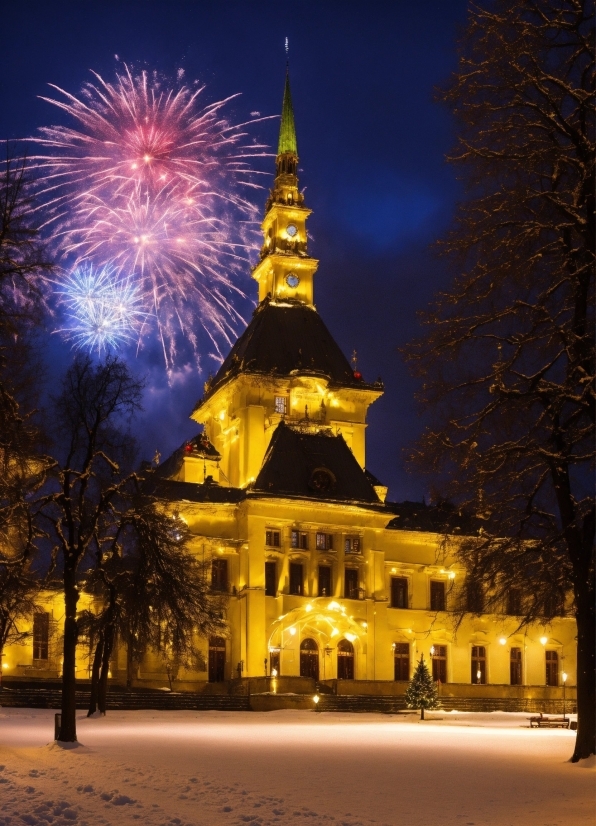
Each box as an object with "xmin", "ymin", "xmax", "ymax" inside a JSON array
[
  {"xmin": 0, "ymin": 555, "xmax": 40, "ymax": 685},
  {"xmin": 39, "ymin": 355, "xmax": 144, "ymax": 742},
  {"xmin": 83, "ymin": 501, "xmax": 226, "ymax": 715},
  {"xmin": 405, "ymin": 0, "xmax": 594, "ymax": 761}
]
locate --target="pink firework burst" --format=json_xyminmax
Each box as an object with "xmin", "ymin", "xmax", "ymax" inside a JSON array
[{"xmin": 33, "ymin": 64, "xmax": 271, "ymax": 366}]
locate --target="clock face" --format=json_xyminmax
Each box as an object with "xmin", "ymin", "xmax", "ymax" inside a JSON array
[
  {"xmin": 286, "ymin": 224, "xmax": 298, "ymax": 237},
  {"xmin": 286, "ymin": 273, "xmax": 300, "ymax": 288}
]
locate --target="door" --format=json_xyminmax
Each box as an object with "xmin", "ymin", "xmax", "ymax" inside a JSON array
[
  {"xmin": 394, "ymin": 643, "xmax": 410, "ymax": 681},
  {"xmin": 208, "ymin": 636, "xmax": 226, "ymax": 682},
  {"xmin": 300, "ymin": 638, "xmax": 319, "ymax": 681},
  {"xmin": 337, "ymin": 639, "xmax": 354, "ymax": 679}
]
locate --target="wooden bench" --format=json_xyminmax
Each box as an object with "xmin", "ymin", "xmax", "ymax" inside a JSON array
[{"xmin": 529, "ymin": 712, "xmax": 571, "ymax": 729}]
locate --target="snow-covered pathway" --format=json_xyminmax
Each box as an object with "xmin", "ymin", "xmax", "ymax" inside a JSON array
[{"xmin": 0, "ymin": 708, "xmax": 593, "ymax": 826}]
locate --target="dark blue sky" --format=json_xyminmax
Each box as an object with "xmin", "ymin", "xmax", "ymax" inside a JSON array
[{"xmin": 0, "ymin": 0, "xmax": 469, "ymax": 502}]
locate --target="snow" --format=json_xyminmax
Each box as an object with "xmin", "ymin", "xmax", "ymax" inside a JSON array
[{"xmin": 0, "ymin": 708, "xmax": 593, "ymax": 826}]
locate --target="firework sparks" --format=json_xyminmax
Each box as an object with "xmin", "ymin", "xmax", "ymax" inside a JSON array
[
  {"xmin": 55, "ymin": 262, "xmax": 146, "ymax": 354},
  {"xmin": 33, "ymin": 64, "xmax": 271, "ymax": 365}
]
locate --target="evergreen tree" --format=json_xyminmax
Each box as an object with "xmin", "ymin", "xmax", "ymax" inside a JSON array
[{"xmin": 405, "ymin": 655, "xmax": 439, "ymax": 720}]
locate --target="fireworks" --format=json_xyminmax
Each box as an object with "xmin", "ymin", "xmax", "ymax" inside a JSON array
[
  {"xmin": 33, "ymin": 64, "xmax": 270, "ymax": 365},
  {"xmin": 55, "ymin": 263, "xmax": 146, "ymax": 353}
]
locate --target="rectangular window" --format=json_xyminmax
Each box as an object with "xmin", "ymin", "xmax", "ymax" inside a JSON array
[
  {"xmin": 291, "ymin": 530, "xmax": 309, "ymax": 550},
  {"xmin": 344, "ymin": 536, "xmax": 361, "ymax": 554},
  {"xmin": 289, "ymin": 562, "xmax": 303, "ymax": 596},
  {"xmin": 431, "ymin": 645, "xmax": 447, "ymax": 683},
  {"xmin": 390, "ymin": 577, "xmax": 408, "ymax": 609},
  {"xmin": 510, "ymin": 647, "xmax": 522, "ymax": 686},
  {"xmin": 211, "ymin": 558, "xmax": 228, "ymax": 592},
  {"xmin": 33, "ymin": 612, "xmax": 49, "ymax": 661},
  {"xmin": 471, "ymin": 645, "xmax": 487, "ymax": 684},
  {"xmin": 274, "ymin": 396, "xmax": 288, "ymax": 415},
  {"xmin": 316, "ymin": 532, "xmax": 333, "ymax": 551},
  {"xmin": 265, "ymin": 529, "xmax": 281, "ymax": 548},
  {"xmin": 545, "ymin": 650, "xmax": 559, "ymax": 686},
  {"xmin": 393, "ymin": 643, "xmax": 410, "ymax": 681},
  {"xmin": 265, "ymin": 561, "xmax": 277, "ymax": 597},
  {"xmin": 466, "ymin": 581, "xmax": 484, "ymax": 613},
  {"xmin": 507, "ymin": 589, "xmax": 522, "ymax": 616},
  {"xmin": 318, "ymin": 565, "xmax": 332, "ymax": 597},
  {"xmin": 430, "ymin": 580, "xmax": 446, "ymax": 611},
  {"xmin": 344, "ymin": 568, "xmax": 359, "ymax": 599}
]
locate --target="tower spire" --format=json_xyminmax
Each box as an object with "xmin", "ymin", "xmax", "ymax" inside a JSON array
[{"xmin": 278, "ymin": 71, "xmax": 297, "ymax": 156}]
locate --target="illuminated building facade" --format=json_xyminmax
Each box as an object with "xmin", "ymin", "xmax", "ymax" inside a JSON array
[{"xmin": 2, "ymin": 73, "xmax": 576, "ymax": 708}]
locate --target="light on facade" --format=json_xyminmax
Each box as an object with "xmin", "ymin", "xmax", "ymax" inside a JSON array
[
  {"xmin": 448, "ymin": 572, "xmax": 456, "ymax": 580},
  {"xmin": 499, "ymin": 637, "xmax": 507, "ymax": 645},
  {"xmin": 430, "ymin": 645, "xmax": 435, "ymax": 656},
  {"xmin": 562, "ymin": 672, "xmax": 567, "ymax": 683},
  {"xmin": 2, "ymin": 663, "xmax": 9, "ymax": 669},
  {"xmin": 272, "ymin": 668, "xmax": 278, "ymax": 678},
  {"xmin": 288, "ymin": 627, "xmax": 296, "ymax": 636},
  {"xmin": 305, "ymin": 604, "xmax": 313, "ymax": 612},
  {"xmin": 540, "ymin": 636, "xmax": 548, "ymax": 645},
  {"xmin": 345, "ymin": 632, "xmax": 356, "ymax": 643}
]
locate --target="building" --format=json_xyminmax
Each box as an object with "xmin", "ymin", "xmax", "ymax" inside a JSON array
[{"xmin": 2, "ymin": 72, "xmax": 576, "ymax": 710}]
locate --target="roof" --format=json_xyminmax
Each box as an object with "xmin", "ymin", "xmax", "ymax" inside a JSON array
[
  {"xmin": 201, "ymin": 299, "xmax": 379, "ymax": 400},
  {"xmin": 278, "ymin": 71, "xmax": 297, "ymax": 155},
  {"xmin": 143, "ymin": 477, "xmax": 246, "ymax": 505},
  {"xmin": 385, "ymin": 500, "xmax": 476, "ymax": 533},
  {"xmin": 253, "ymin": 422, "xmax": 381, "ymax": 504}
]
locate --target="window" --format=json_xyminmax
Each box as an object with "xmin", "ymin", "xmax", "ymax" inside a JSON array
[
  {"xmin": 337, "ymin": 639, "xmax": 354, "ymax": 680},
  {"xmin": 344, "ymin": 568, "xmax": 359, "ymax": 599},
  {"xmin": 300, "ymin": 638, "xmax": 319, "ymax": 680},
  {"xmin": 33, "ymin": 612, "xmax": 49, "ymax": 661},
  {"xmin": 431, "ymin": 645, "xmax": 447, "ymax": 683},
  {"xmin": 507, "ymin": 589, "xmax": 522, "ymax": 616},
  {"xmin": 289, "ymin": 562, "xmax": 303, "ymax": 596},
  {"xmin": 466, "ymin": 581, "xmax": 484, "ymax": 613},
  {"xmin": 318, "ymin": 565, "xmax": 332, "ymax": 597},
  {"xmin": 344, "ymin": 536, "xmax": 361, "ymax": 554},
  {"xmin": 266, "ymin": 529, "xmax": 281, "ymax": 548},
  {"xmin": 393, "ymin": 643, "xmax": 410, "ymax": 681},
  {"xmin": 510, "ymin": 647, "xmax": 522, "ymax": 685},
  {"xmin": 265, "ymin": 561, "xmax": 277, "ymax": 597},
  {"xmin": 391, "ymin": 577, "xmax": 408, "ymax": 609},
  {"xmin": 316, "ymin": 532, "xmax": 333, "ymax": 551},
  {"xmin": 274, "ymin": 396, "xmax": 288, "ymax": 415},
  {"xmin": 211, "ymin": 558, "xmax": 228, "ymax": 592},
  {"xmin": 471, "ymin": 646, "xmax": 487, "ymax": 684},
  {"xmin": 291, "ymin": 530, "xmax": 309, "ymax": 550},
  {"xmin": 545, "ymin": 650, "xmax": 559, "ymax": 686},
  {"xmin": 430, "ymin": 580, "xmax": 446, "ymax": 611},
  {"xmin": 543, "ymin": 593, "xmax": 564, "ymax": 617}
]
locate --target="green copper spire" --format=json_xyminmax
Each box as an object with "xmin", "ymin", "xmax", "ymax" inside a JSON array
[{"xmin": 277, "ymin": 71, "xmax": 298, "ymax": 156}]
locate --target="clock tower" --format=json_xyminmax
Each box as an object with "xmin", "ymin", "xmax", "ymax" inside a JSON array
[{"xmin": 252, "ymin": 72, "xmax": 318, "ymax": 306}]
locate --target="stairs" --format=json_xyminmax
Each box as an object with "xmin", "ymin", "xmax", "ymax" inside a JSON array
[{"xmin": 0, "ymin": 686, "xmax": 249, "ymax": 712}]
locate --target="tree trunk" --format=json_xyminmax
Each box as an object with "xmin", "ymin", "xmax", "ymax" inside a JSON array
[
  {"xmin": 59, "ymin": 567, "xmax": 79, "ymax": 741},
  {"xmin": 571, "ymin": 583, "xmax": 595, "ymax": 761},
  {"xmin": 87, "ymin": 631, "xmax": 104, "ymax": 716},
  {"xmin": 420, "ymin": 707, "xmax": 425, "ymax": 721},
  {"xmin": 126, "ymin": 633, "xmax": 135, "ymax": 689},
  {"xmin": 98, "ymin": 622, "xmax": 115, "ymax": 714}
]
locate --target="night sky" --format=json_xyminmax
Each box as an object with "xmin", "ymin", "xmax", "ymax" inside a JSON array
[{"xmin": 0, "ymin": 0, "xmax": 469, "ymax": 502}]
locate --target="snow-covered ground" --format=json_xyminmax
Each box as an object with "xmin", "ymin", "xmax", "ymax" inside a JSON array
[{"xmin": 0, "ymin": 708, "xmax": 593, "ymax": 826}]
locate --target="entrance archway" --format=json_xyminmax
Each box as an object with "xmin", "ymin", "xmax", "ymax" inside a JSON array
[
  {"xmin": 337, "ymin": 639, "xmax": 354, "ymax": 679},
  {"xmin": 300, "ymin": 638, "xmax": 319, "ymax": 680},
  {"xmin": 208, "ymin": 636, "xmax": 226, "ymax": 682}
]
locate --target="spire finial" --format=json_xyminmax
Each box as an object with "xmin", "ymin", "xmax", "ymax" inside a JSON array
[{"xmin": 278, "ymin": 59, "xmax": 297, "ymax": 156}]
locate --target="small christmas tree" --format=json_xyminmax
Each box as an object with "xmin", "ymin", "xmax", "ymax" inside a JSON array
[{"xmin": 405, "ymin": 654, "xmax": 439, "ymax": 720}]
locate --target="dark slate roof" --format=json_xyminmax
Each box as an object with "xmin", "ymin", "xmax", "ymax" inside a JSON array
[
  {"xmin": 199, "ymin": 299, "xmax": 381, "ymax": 402},
  {"xmin": 143, "ymin": 477, "xmax": 246, "ymax": 505},
  {"xmin": 155, "ymin": 434, "xmax": 221, "ymax": 481},
  {"xmin": 253, "ymin": 422, "xmax": 381, "ymax": 504},
  {"xmin": 385, "ymin": 500, "xmax": 476, "ymax": 533}
]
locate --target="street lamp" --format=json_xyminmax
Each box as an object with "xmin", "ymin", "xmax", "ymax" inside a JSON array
[{"xmin": 562, "ymin": 671, "xmax": 568, "ymax": 719}]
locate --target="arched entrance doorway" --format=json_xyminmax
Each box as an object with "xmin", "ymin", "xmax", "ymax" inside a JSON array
[
  {"xmin": 208, "ymin": 636, "xmax": 226, "ymax": 682},
  {"xmin": 337, "ymin": 639, "xmax": 354, "ymax": 679},
  {"xmin": 300, "ymin": 638, "xmax": 319, "ymax": 680}
]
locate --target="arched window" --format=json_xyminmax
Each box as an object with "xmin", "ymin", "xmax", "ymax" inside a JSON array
[
  {"xmin": 337, "ymin": 639, "xmax": 354, "ymax": 680},
  {"xmin": 300, "ymin": 638, "xmax": 319, "ymax": 681},
  {"xmin": 208, "ymin": 636, "xmax": 226, "ymax": 683}
]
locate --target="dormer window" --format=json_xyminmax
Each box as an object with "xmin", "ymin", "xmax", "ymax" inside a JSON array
[{"xmin": 274, "ymin": 396, "xmax": 288, "ymax": 415}]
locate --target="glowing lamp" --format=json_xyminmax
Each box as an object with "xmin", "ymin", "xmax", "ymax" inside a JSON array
[
  {"xmin": 2, "ymin": 663, "xmax": 9, "ymax": 669},
  {"xmin": 305, "ymin": 604, "xmax": 313, "ymax": 612},
  {"xmin": 562, "ymin": 672, "xmax": 567, "ymax": 683},
  {"xmin": 288, "ymin": 627, "xmax": 296, "ymax": 636},
  {"xmin": 353, "ymin": 371, "xmax": 363, "ymax": 381},
  {"xmin": 313, "ymin": 694, "xmax": 320, "ymax": 705},
  {"xmin": 448, "ymin": 572, "xmax": 456, "ymax": 580},
  {"xmin": 430, "ymin": 645, "xmax": 435, "ymax": 656},
  {"xmin": 499, "ymin": 637, "xmax": 507, "ymax": 645},
  {"xmin": 271, "ymin": 668, "xmax": 278, "ymax": 678},
  {"xmin": 540, "ymin": 636, "xmax": 548, "ymax": 645}
]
